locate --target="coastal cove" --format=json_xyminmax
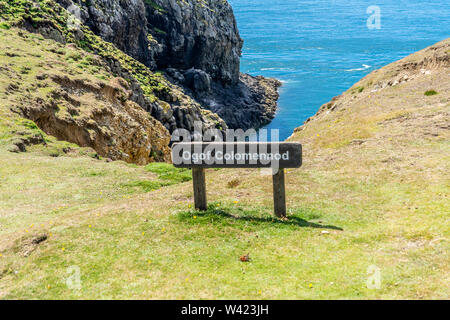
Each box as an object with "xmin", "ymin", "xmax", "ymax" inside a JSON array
[{"xmin": 230, "ymin": 0, "xmax": 450, "ymax": 140}]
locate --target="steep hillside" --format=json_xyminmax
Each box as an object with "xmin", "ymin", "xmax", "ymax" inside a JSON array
[
  {"xmin": 0, "ymin": 0, "xmax": 232, "ymax": 163},
  {"xmin": 0, "ymin": 27, "xmax": 172, "ymax": 164},
  {"xmin": 1, "ymin": 0, "xmax": 280, "ymax": 136},
  {"xmin": 0, "ymin": 39, "xmax": 448, "ymax": 299}
]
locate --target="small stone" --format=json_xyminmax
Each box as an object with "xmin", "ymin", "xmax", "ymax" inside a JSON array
[
  {"xmin": 12, "ymin": 139, "xmax": 26, "ymax": 152},
  {"xmin": 7, "ymin": 145, "xmax": 20, "ymax": 153}
]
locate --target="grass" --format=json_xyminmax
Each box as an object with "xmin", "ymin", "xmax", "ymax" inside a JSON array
[
  {"xmin": 0, "ymin": 26, "xmax": 114, "ymax": 155},
  {"xmin": 0, "ymin": 150, "xmax": 164, "ymax": 236},
  {"xmin": 145, "ymin": 163, "xmax": 192, "ymax": 184},
  {"xmin": 424, "ymin": 90, "xmax": 438, "ymax": 96},
  {"xmin": 352, "ymin": 86, "xmax": 365, "ymax": 94},
  {"xmin": 122, "ymin": 163, "xmax": 192, "ymax": 192},
  {"xmin": 0, "ymin": 135, "xmax": 448, "ymax": 298},
  {"xmin": 0, "ymin": 22, "xmax": 11, "ymax": 30}
]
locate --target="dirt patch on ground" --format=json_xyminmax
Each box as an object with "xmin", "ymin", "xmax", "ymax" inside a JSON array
[{"xmin": 17, "ymin": 234, "xmax": 48, "ymax": 257}]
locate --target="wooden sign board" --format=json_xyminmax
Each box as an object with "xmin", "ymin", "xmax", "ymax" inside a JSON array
[
  {"xmin": 171, "ymin": 142, "xmax": 302, "ymax": 218},
  {"xmin": 172, "ymin": 142, "xmax": 302, "ymax": 168}
]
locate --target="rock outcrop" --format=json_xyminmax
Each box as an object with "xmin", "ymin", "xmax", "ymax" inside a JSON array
[
  {"xmin": 145, "ymin": 0, "xmax": 243, "ymax": 85},
  {"xmin": 19, "ymin": 75, "xmax": 172, "ymax": 164},
  {"xmin": 0, "ymin": 28, "xmax": 171, "ymax": 164}
]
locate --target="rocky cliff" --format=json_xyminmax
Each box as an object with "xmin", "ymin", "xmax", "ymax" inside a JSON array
[
  {"xmin": 0, "ymin": 0, "xmax": 280, "ymax": 163},
  {"xmin": 54, "ymin": 0, "xmax": 281, "ymax": 130}
]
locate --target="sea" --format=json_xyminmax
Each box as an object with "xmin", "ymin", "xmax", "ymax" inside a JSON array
[{"xmin": 228, "ymin": 0, "xmax": 450, "ymax": 140}]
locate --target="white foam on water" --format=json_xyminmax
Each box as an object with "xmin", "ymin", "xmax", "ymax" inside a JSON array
[{"xmin": 345, "ymin": 64, "xmax": 371, "ymax": 72}]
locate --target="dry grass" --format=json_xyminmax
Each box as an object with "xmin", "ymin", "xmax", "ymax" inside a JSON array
[{"xmin": 227, "ymin": 178, "xmax": 241, "ymax": 189}]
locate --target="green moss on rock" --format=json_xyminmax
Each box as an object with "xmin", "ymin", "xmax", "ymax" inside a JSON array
[{"xmin": 1, "ymin": 0, "xmax": 171, "ymax": 101}]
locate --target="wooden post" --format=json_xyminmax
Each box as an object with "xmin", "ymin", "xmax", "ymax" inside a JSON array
[
  {"xmin": 272, "ymin": 169, "xmax": 286, "ymax": 218},
  {"xmin": 173, "ymin": 142, "xmax": 302, "ymax": 217},
  {"xmin": 192, "ymin": 168, "xmax": 207, "ymax": 211}
]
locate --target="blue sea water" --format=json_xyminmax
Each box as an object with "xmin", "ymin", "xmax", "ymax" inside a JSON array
[{"xmin": 228, "ymin": 0, "xmax": 450, "ymax": 140}]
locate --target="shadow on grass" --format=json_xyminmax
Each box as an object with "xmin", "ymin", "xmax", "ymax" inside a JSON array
[{"xmin": 178, "ymin": 205, "xmax": 343, "ymax": 231}]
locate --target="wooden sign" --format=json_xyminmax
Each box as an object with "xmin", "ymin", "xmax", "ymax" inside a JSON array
[{"xmin": 172, "ymin": 142, "xmax": 302, "ymax": 217}]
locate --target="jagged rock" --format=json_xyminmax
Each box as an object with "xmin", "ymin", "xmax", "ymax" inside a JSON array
[
  {"xmin": 201, "ymin": 74, "xmax": 282, "ymax": 130},
  {"xmin": 165, "ymin": 68, "xmax": 185, "ymax": 84},
  {"xmin": 145, "ymin": 0, "xmax": 242, "ymax": 85},
  {"xmin": 184, "ymin": 68, "xmax": 211, "ymax": 93}
]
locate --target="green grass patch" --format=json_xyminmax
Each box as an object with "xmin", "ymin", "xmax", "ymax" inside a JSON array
[
  {"xmin": 145, "ymin": 162, "xmax": 192, "ymax": 183},
  {"xmin": 81, "ymin": 170, "xmax": 108, "ymax": 177},
  {"xmin": 0, "ymin": 22, "xmax": 11, "ymax": 30},
  {"xmin": 121, "ymin": 163, "xmax": 192, "ymax": 194},
  {"xmin": 153, "ymin": 27, "xmax": 167, "ymax": 35},
  {"xmin": 16, "ymin": 119, "xmax": 39, "ymax": 131},
  {"xmin": 351, "ymin": 86, "xmax": 365, "ymax": 94},
  {"xmin": 424, "ymin": 90, "xmax": 438, "ymax": 96},
  {"xmin": 122, "ymin": 180, "xmax": 170, "ymax": 193},
  {"xmin": 65, "ymin": 51, "xmax": 82, "ymax": 62},
  {"xmin": 144, "ymin": 0, "xmax": 168, "ymax": 13}
]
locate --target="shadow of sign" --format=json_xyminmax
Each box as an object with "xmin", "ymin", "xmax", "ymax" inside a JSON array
[{"xmin": 179, "ymin": 207, "xmax": 344, "ymax": 231}]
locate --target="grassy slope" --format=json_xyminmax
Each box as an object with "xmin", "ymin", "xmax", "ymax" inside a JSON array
[
  {"xmin": 0, "ymin": 0, "xmax": 171, "ymax": 101},
  {"xmin": 0, "ymin": 39, "xmax": 449, "ymax": 299},
  {"xmin": 0, "ymin": 26, "xmax": 112, "ymax": 157}
]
